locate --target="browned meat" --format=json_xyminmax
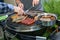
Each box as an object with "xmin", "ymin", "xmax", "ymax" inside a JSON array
[{"xmin": 21, "ymin": 17, "xmax": 35, "ymax": 25}]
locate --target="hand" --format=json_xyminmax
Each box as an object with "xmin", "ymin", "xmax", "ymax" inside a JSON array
[
  {"xmin": 18, "ymin": 2, "xmax": 24, "ymax": 9},
  {"xmin": 32, "ymin": 0, "xmax": 39, "ymax": 7},
  {"xmin": 14, "ymin": 6, "xmax": 24, "ymax": 15}
]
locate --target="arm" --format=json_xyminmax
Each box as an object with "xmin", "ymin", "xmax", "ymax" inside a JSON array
[
  {"xmin": 15, "ymin": 0, "xmax": 24, "ymax": 9},
  {"xmin": 0, "ymin": 2, "xmax": 24, "ymax": 15},
  {"xmin": 15, "ymin": 0, "xmax": 21, "ymax": 4},
  {"xmin": 32, "ymin": 0, "xmax": 40, "ymax": 7},
  {"xmin": 0, "ymin": 2, "xmax": 14, "ymax": 14}
]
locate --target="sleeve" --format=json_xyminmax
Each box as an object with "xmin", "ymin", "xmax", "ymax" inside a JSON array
[{"xmin": 0, "ymin": 2, "xmax": 14, "ymax": 14}]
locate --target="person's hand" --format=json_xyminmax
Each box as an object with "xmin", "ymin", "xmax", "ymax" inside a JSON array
[
  {"xmin": 14, "ymin": 6, "xmax": 24, "ymax": 15},
  {"xmin": 18, "ymin": 2, "xmax": 24, "ymax": 9},
  {"xmin": 32, "ymin": 0, "xmax": 40, "ymax": 7}
]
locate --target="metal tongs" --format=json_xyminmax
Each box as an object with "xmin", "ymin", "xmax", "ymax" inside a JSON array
[{"xmin": 24, "ymin": 6, "xmax": 34, "ymax": 14}]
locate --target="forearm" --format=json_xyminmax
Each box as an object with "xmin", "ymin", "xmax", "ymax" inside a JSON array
[{"xmin": 15, "ymin": 0, "xmax": 21, "ymax": 4}]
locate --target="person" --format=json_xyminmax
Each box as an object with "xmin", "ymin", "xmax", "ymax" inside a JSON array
[
  {"xmin": 0, "ymin": 2, "xmax": 24, "ymax": 15},
  {"xmin": 0, "ymin": 0, "xmax": 4, "ymax": 2},
  {"xmin": 15, "ymin": 0, "xmax": 41, "ymax": 10}
]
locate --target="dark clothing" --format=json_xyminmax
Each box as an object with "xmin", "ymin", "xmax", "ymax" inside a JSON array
[
  {"xmin": 0, "ymin": 0, "xmax": 4, "ymax": 2},
  {"xmin": 21, "ymin": 0, "xmax": 32, "ymax": 10},
  {"xmin": 20, "ymin": 0, "xmax": 41, "ymax": 10}
]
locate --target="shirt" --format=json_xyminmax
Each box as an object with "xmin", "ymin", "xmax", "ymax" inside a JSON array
[
  {"xmin": 0, "ymin": 2, "xmax": 14, "ymax": 14},
  {"xmin": 20, "ymin": 0, "xmax": 32, "ymax": 10},
  {"xmin": 20, "ymin": 0, "xmax": 42, "ymax": 11},
  {"xmin": 0, "ymin": 0, "xmax": 4, "ymax": 2}
]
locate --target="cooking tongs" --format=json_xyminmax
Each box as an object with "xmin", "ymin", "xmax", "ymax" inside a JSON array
[
  {"xmin": 24, "ymin": 6, "xmax": 35, "ymax": 18},
  {"xmin": 24, "ymin": 6, "xmax": 34, "ymax": 14}
]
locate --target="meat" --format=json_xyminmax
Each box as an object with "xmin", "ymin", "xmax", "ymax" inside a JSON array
[
  {"xmin": 11, "ymin": 14, "xmax": 18, "ymax": 19},
  {"xmin": 11, "ymin": 14, "xmax": 26, "ymax": 22},
  {"xmin": 21, "ymin": 17, "xmax": 35, "ymax": 25},
  {"xmin": 11, "ymin": 14, "xmax": 35, "ymax": 25},
  {"xmin": 40, "ymin": 15, "xmax": 56, "ymax": 21}
]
